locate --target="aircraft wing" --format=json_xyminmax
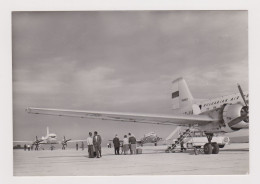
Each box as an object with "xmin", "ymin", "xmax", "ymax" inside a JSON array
[
  {"xmin": 26, "ymin": 107, "xmax": 219, "ymax": 126},
  {"xmin": 67, "ymin": 140, "xmax": 88, "ymax": 143},
  {"xmin": 13, "ymin": 141, "xmax": 33, "ymax": 143}
]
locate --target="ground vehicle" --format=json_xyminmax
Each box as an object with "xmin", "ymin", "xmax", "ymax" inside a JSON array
[
  {"xmin": 166, "ymin": 131, "xmax": 230, "ymax": 153},
  {"xmin": 184, "ymin": 131, "xmax": 230, "ymax": 149}
]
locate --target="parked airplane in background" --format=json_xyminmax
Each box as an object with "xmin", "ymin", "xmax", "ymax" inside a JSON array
[
  {"xmin": 13, "ymin": 127, "xmax": 85, "ymax": 150},
  {"xmin": 110, "ymin": 132, "xmax": 162, "ymax": 146},
  {"xmin": 26, "ymin": 78, "xmax": 249, "ymax": 154},
  {"xmin": 137, "ymin": 132, "xmax": 162, "ymax": 146}
]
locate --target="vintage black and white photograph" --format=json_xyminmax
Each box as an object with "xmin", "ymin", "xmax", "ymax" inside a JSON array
[{"xmin": 12, "ymin": 10, "xmax": 249, "ymax": 176}]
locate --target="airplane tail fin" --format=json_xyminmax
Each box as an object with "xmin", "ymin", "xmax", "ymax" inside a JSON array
[{"xmin": 172, "ymin": 78, "xmax": 194, "ymax": 113}]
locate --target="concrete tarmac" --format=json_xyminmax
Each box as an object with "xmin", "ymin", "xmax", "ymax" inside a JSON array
[{"xmin": 13, "ymin": 143, "xmax": 249, "ymax": 176}]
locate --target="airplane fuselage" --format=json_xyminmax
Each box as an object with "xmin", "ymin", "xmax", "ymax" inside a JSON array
[
  {"xmin": 181, "ymin": 92, "xmax": 249, "ymax": 134},
  {"xmin": 41, "ymin": 133, "xmax": 59, "ymax": 144},
  {"xmin": 140, "ymin": 132, "xmax": 161, "ymax": 144}
]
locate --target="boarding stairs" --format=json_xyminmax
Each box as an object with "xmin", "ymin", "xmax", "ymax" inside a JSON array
[{"xmin": 165, "ymin": 128, "xmax": 193, "ymax": 153}]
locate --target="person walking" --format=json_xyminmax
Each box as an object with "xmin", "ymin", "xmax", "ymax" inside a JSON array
[
  {"xmin": 87, "ymin": 132, "xmax": 94, "ymax": 158},
  {"xmin": 122, "ymin": 135, "xmax": 129, "ymax": 155},
  {"xmin": 113, "ymin": 134, "xmax": 120, "ymax": 155},
  {"xmin": 24, "ymin": 144, "xmax": 27, "ymax": 151},
  {"xmin": 76, "ymin": 143, "xmax": 78, "ymax": 151},
  {"xmin": 93, "ymin": 131, "xmax": 102, "ymax": 158},
  {"xmin": 128, "ymin": 133, "xmax": 137, "ymax": 154}
]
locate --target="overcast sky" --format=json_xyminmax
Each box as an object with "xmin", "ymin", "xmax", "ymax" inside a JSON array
[{"xmin": 12, "ymin": 11, "xmax": 248, "ymax": 145}]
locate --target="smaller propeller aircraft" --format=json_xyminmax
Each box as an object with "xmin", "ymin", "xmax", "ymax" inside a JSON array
[
  {"xmin": 137, "ymin": 132, "xmax": 162, "ymax": 146},
  {"xmin": 110, "ymin": 132, "xmax": 162, "ymax": 147},
  {"xmin": 13, "ymin": 127, "xmax": 86, "ymax": 150}
]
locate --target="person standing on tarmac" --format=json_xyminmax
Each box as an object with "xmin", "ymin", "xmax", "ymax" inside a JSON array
[
  {"xmin": 93, "ymin": 131, "xmax": 102, "ymax": 158},
  {"xmin": 76, "ymin": 143, "xmax": 78, "ymax": 151},
  {"xmin": 87, "ymin": 132, "xmax": 94, "ymax": 158},
  {"xmin": 27, "ymin": 144, "xmax": 31, "ymax": 151},
  {"xmin": 122, "ymin": 135, "xmax": 129, "ymax": 155},
  {"xmin": 113, "ymin": 134, "xmax": 120, "ymax": 155},
  {"xmin": 128, "ymin": 133, "xmax": 137, "ymax": 154}
]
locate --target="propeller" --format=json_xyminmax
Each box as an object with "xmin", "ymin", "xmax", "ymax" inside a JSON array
[
  {"xmin": 62, "ymin": 136, "xmax": 71, "ymax": 147},
  {"xmin": 33, "ymin": 136, "xmax": 43, "ymax": 146},
  {"xmin": 228, "ymin": 115, "xmax": 248, "ymax": 127},
  {"xmin": 228, "ymin": 84, "xmax": 249, "ymax": 127},
  {"xmin": 237, "ymin": 84, "xmax": 248, "ymax": 112}
]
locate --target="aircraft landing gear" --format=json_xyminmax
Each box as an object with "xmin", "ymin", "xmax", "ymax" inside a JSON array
[
  {"xmin": 211, "ymin": 142, "xmax": 219, "ymax": 154},
  {"xmin": 204, "ymin": 143, "xmax": 212, "ymax": 154},
  {"xmin": 203, "ymin": 133, "xmax": 219, "ymax": 154}
]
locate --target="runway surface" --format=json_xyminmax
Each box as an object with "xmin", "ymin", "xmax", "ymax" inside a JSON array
[{"xmin": 13, "ymin": 143, "xmax": 249, "ymax": 176}]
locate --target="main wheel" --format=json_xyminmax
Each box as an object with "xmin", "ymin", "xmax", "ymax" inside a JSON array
[
  {"xmin": 204, "ymin": 143, "xmax": 212, "ymax": 154},
  {"xmin": 211, "ymin": 143, "xmax": 219, "ymax": 154}
]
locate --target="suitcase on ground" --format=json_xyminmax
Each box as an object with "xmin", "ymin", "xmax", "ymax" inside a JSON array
[{"xmin": 136, "ymin": 148, "xmax": 142, "ymax": 154}]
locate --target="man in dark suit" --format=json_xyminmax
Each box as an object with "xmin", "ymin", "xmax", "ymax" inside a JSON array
[
  {"xmin": 93, "ymin": 131, "xmax": 102, "ymax": 158},
  {"xmin": 128, "ymin": 133, "xmax": 137, "ymax": 154},
  {"xmin": 113, "ymin": 135, "xmax": 120, "ymax": 155}
]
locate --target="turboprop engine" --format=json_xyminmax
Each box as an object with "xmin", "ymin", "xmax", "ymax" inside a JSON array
[
  {"xmin": 219, "ymin": 84, "xmax": 249, "ymax": 132},
  {"xmin": 223, "ymin": 103, "xmax": 249, "ymax": 130}
]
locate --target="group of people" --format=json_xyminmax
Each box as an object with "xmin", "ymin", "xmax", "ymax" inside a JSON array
[
  {"xmin": 22, "ymin": 131, "xmax": 138, "ymax": 157},
  {"xmin": 86, "ymin": 131, "xmax": 102, "ymax": 158},
  {"xmin": 113, "ymin": 133, "xmax": 137, "ymax": 155}
]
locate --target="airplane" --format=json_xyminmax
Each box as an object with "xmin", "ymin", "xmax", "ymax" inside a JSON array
[
  {"xmin": 13, "ymin": 127, "xmax": 85, "ymax": 150},
  {"xmin": 110, "ymin": 132, "xmax": 162, "ymax": 146},
  {"xmin": 25, "ymin": 77, "xmax": 249, "ymax": 154},
  {"xmin": 137, "ymin": 132, "xmax": 162, "ymax": 146}
]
